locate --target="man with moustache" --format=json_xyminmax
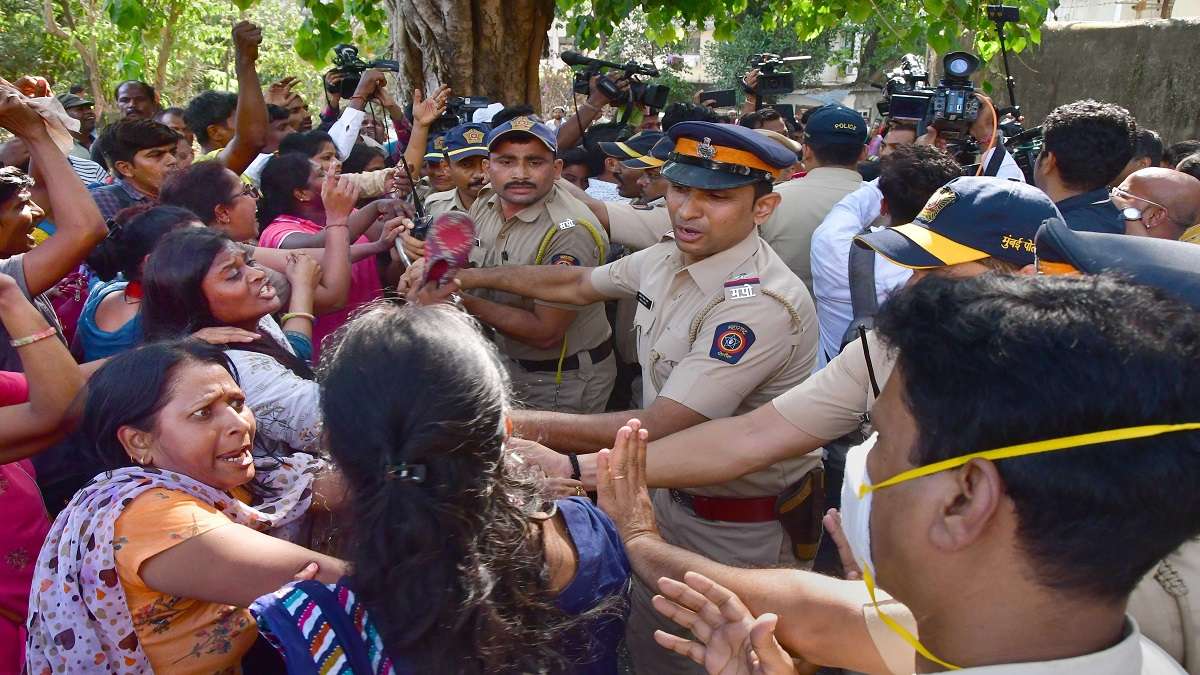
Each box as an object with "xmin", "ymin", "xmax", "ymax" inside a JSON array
[
  {"xmin": 424, "ymin": 123, "xmax": 491, "ymax": 217},
  {"xmin": 462, "ymin": 116, "xmax": 617, "ymax": 414}
]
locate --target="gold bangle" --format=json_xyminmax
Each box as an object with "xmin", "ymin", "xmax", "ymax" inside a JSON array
[
  {"xmin": 9, "ymin": 326, "xmax": 57, "ymax": 348},
  {"xmin": 280, "ymin": 312, "xmax": 316, "ymax": 323}
]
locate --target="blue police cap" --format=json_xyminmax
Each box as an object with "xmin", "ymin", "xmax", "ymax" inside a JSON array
[
  {"xmin": 622, "ymin": 136, "xmax": 673, "ymax": 169},
  {"xmin": 804, "ymin": 104, "xmax": 868, "ymax": 146},
  {"xmin": 600, "ymin": 131, "xmax": 664, "ymax": 160},
  {"xmin": 485, "ymin": 116, "xmax": 557, "ymax": 153},
  {"xmin": 664, "ymin": 121, "xmax": 797, "ymax": 190},
  {"xmin": 424, "ymin": 134, "xmax": 448, "ymax": 163},
  {"xmin": 855, "ymin": 177, "xmax": 1058, "ymax": 269},
  {"xmin": 1035, "ymin": 216, "xmax": 1200, "ymax": 310},
  {"xmin": 443, "ymin": 123, "xmax": 489, "ymax": 161}
]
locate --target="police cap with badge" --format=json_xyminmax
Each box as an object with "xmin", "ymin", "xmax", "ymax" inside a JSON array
[
  {"xmin": 423, "ymin": 133, "xmax": 448, "ymax": 164},
  {"xmin": 1035, "ymin": 216, "xmax": 1200, "ymax": 309},
  {"xmin": 854, "ymin": 176, "xmax": 1058, "ymax": 269},
  {"xmin": 598, "ymin": 131, "xmax": 664, "ymax": 162},
  {"xmin": 663, "ymin": 121, "xmax": 796, "ymax": 190},
  {"xmin": 442, "ymin": 123, "xmax": 489, "ymax": 162},
  {"xmin": 485, "ymin": 115, "xmax": 557, "ymax": 153}
]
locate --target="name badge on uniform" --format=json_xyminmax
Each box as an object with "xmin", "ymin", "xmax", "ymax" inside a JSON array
[
  {"xmin": 723, "ymin": 277, "xmax": 760, "ymax": 301},
  {"xmin": 558, "ymin": 219, "xmax": 576, "ymax": 231},
  {"xmin": 636, "ymin": 291, "xmax": 653, "ymax": 310}
]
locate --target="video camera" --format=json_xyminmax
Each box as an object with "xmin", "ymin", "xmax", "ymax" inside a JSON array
[
  {"xmin": 430, "ymin": 96, "xmax": 492, "ymax": 134},
  {"xmin": 876, "ymin": 51, "xmax": 982, "ymax": 142},
  {"xmin": 562, "ymin": 51, "xmax": 670, "ymax": 110},
  {"xmin": 329, "ymin": 44, "xmax": 401, "ymax": 99},
  {"xmin": 746, "ymin": 54, "xmax": 798, "ymax": 98}
]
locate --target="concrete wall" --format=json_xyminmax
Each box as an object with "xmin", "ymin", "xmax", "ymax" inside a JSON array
[{"xmin": 1004, "ymin": 19, "xmax": 1200, "ymax": 144}]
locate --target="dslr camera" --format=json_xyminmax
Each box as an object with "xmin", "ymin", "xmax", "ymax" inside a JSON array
[
  {"xmin": 562, "ymin": 51, "xmax": 670, "ymax": 110},
  {"xmin": 328, "ymin": 44, "xmax": 401, "ymax": 99},
  {"xmin": 877, "ymin": 52, "xmax": 982, "ymax": 142}
]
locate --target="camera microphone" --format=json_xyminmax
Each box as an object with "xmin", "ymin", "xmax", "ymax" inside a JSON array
[{"xmin": 560, "ymin": 51, "xmax": 592, "ymax": 67}]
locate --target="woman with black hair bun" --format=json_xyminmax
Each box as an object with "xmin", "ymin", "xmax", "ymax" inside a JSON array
[
  {"xmin": 76, "ymin": 204, "xmax": 199, "ymax": 360},
  {"xmin": 251, "ymin": 304, "xmax": 632, "ymax": 674}
]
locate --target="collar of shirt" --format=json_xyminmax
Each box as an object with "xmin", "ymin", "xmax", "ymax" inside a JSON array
[
  {"xmin": 1055, "ymin": 187, "xmax": 1114, "ymax": 213},
  {"xmin": 114, "ymin": 178, "xmax": 151, "ymax": 202},
  {"xmin": 799, "ymin": 166, "xmax": 864, "ymax": 187},
  {"xmin": 668, "ymin": 229, "xmax": 761, "ymax": 296},
  {"xmin": 952, "ymin": 617, "xmax": 1164, "ymax": 674}
]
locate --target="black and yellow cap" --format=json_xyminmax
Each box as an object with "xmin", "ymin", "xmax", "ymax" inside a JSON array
[
  {"xmin": 599, "ymin": 131, "xmax": 664, "ymax": 161},
  {"xmin": 621, "ymin": 136, "xmax": 673, "ymax": 169}
]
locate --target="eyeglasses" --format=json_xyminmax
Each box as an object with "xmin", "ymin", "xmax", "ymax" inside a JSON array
[
  {"xmin": 1109, "ymin": 186, "xmax": 1176, "ymax": 227},
  {"xmin": 230, "ymin": 183, "xmax": 261, "ymax": 201}
]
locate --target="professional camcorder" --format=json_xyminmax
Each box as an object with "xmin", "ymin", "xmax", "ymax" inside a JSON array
[
  {"xmin": 562, "ymin": 51, "xmax": 670, "ymax": 110},
  {"xmin": 430, "ymin": 96, "xmax": 492, "ymax": 134},
  {"xmin": 746, "ymin": 54, "xmax": 797, "ymax": 98},
  {"xmin": 329, "ymin": 44, "xmax": 401, "ymax": 99},
  {"xmin": 876, "ymin": 51, "xmax": 982, "ymax": 142}
]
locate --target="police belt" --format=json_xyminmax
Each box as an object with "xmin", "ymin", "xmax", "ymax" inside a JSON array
[
  {"xmin": 669, "ymin": 489, "xmax": 778, "ymax": 523},
  {"xmin": 516, "ymin": 340, "xmax": 612, "ymax": 373}
]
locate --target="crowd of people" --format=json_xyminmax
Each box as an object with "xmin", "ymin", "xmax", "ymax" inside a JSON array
[{"xmin": 1, "ymin": 19, "xmax": 1199, "ymax": 675}]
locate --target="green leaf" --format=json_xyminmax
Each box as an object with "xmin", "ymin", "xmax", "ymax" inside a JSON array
[
  {"xmin": 847, "ymin": 1, "xmax": 872, "ymax": 23},
  {"xmin": 105, "ymin": 0, "xmax": 150, "ymax": 31},
  {"xmin": 231, "ymin": 0, "xmax": 256, "ymax": 10},
  {"xmin": 1008, "ymin": 35, "xmax": 1027, "ymax": 52},
  {"xmin": 927, "ymin": 26, "xmax": 953, "ymax": 54}
]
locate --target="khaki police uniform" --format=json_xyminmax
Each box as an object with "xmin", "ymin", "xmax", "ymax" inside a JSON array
[
  {"xmin": 423, "ymin": 187, "xmax": 468, "ymax": 217},
  {"xmin": 590, "ymin": 229, "xmax": 822, "ymax": 674},
  {"xmin": 607, "ymin": 196, "xmax": 671, "ymax": 251},
  {"xmin": 759, "ymin": 166, "xmax": 864, "ymax": 295},
  {"xmin": 1130, "ymin": 540, "xmax": 1200, "ymax": 674},
  {"xmin": 468, "ymin": 182, "xmax": 616, "ymax": 413}
]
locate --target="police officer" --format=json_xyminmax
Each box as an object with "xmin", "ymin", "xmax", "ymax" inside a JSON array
[
  {"xmin": 464, "ymin": 115, "xmax": 616, "ymax": 414},
  {"xmin": 415, "ymin": 133, "xmax": 453, "ymax": 202},
  {"xmin": 446, "ymin": 121, "xmax": 822, "ymax": 674},
  {"xmin": 424, "ymin": 123, "xmax": 490, "ymax": 217}
]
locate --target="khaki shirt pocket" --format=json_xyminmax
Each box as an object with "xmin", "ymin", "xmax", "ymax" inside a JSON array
[{"xmin": 647, "ymin": 324, "xmax": 691, "ymax": 395}]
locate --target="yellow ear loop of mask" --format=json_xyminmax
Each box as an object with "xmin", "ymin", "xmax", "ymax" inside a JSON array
[
  {"xmin": 858, "ymin": 422, "xmax": 1200, "ymax": 499},
  {"xmin": 855, "ymin": 421, "xmax": 1200, "ymax": 671}
]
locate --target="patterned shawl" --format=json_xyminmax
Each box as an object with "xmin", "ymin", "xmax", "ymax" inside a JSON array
[{"xmin": 25, "ymin": 453, "xmax": 325, "ymax": 674}]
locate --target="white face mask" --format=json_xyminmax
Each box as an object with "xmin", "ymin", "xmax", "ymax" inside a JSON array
[{"xmin": 840, "ymin": 433, "xmax": 878, "ymax": 579}]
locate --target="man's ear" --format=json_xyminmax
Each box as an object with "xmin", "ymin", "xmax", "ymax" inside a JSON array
[
  {"xmin": 928, "ymin": 458, "xmax": 1004, "ymax": 552},
  {"xmin": 753, "ymin": 191, "xmax": 782, "ymax": 225},
  {"xmin": 113, "ymin": 159, "xmax": 136, "ymax": 180},
  {"xmin": 880, "ymin": 197, "xmax": 890, "ymax": 217},
  {"xmin": 553, "ymin": 158, "xmax": 563, "ymax": 178}
]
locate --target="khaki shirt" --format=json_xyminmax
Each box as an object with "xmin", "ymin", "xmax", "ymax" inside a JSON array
[
  {"xmin": 424, "ymin": 187, "xmax": 468, "ymax": 217},
  {"xmin": 590, "ymin": 230, "xmax": 820, "ymax": 498},
  {"xmin": 1130, "ymin": 540, "xmax": 1200, "ymax": 674},
  {"xmin": 772, "ymin": 329, "xmax": 894, "ymax": 441},
  {"xmin": 608, "ymin": 196, "xmax": 671, "ymax": 251},
  {"xmin": 759, "ymin": 167, "xmax": 864, "ymax": 294},
  {"xmin": 468, "ymin": 183, "xmax": 611, "ymax": 361}
]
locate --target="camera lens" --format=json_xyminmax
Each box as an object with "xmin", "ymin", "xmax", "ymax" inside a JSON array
[{"xmin": 947, "ymin": 57, "xmax": 970, "ymax": 76}]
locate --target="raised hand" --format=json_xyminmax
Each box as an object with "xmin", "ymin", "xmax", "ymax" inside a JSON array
[
  {"xmin": 285, "ymin": 251, "xmax": 322, "ymax": 293},
  {"xmin": 652, "ymin": 572, "xmax": 796, "ymax": 675},
  {"xmin": 595, "ymin": 419, "xmax": 658, "ymax": 545},
  {"xmin": 320, "ymin": 173, "xmax": 361, "ymax": 225},
  {"xmin": 232, "ymin": 20, "xmax": 263, "ymax": 64},
  {"xmin": 0, "ymin": 79, "xmax": 50, "ymax": 139},
  {"xmin": 352, "ymin": 69, "xmax": 388, "ymax": 101},
  {"xmin": 266, "ymin": 77, "xmax": 299, "ymax": 106},
  {"xmin": 412, "ymin": 85, "xmax": 451, "ymax": 127},
  {"xmin": 820, "ymin": 508, "xmax": 862, "ymax": 581}
]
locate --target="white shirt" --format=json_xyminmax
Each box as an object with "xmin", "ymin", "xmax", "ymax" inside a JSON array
[
  {"xmin": 585, "ymin": 178, "xmax": 629, "ymax": 204},
  {"xmin": 810, "ymin": 179, "xmax": 912, "ymax": 369},
  {"xmin": 244, "ymin": 152, "xmax": 272, "ymax": 185},
  {"xmin": 981, "ymin": 144, "xmax": 1026, "ymax": 182},
  {"xmin": 327, "ymin": 106, "xmax": 366, "ymax": 160}
]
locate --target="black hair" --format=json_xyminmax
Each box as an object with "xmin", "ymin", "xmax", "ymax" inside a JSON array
[
  {"xmin": 1131, "ymin": 128, "xmax": 1163, "ymax": 165},
  {"xmin": 660, "ymin": 102, "xmax": 721, "ymax": 132},
  {"xmin": 142, "ymin": 227, "xmax": 313, "ymax": 379},
  {"xmin": 278, "ymin": 130, "xmax": 336, "ymax": 158},
  {"xmin": 875, "ymin": 273, "xmax": 1200, "ymax": 602},
  {"xmin": 738, "ymin": 108, "xmax": 781, "ymax": 130},
  {"xmin": 113, "ymin": 80, "xmax": 156, "ymax": 102},
  {"xmin": 319, "ymin": 303, "xmax": 608, "ymax": 674},
  {"xmin": 878, "ymin": 144, "xmax": 962, "ymax": 224},
  {"xmin": 258, "ymin": 153, "xmax": 314, "ymax": 230},
  {"xmin": 491, "ymin": 104, "xmax": 536, "ymax": 127},
  {"xmin": 857, "ymin": 159, "xmax": 881, "ymax": 182},
  {"xmin": 153, "ymin": 107, "xmax": 187, "ymax": 124},
  {"xmin": 558, "ymin": 146, "xmax": 591, "ymax": 174},
  {"xmin": 808, "ymin": 141, "xmax": 863, "ymax": 168},
  {"xmin": 87, "ymin": 205, "xmax": 199, "ymax": 282},
  {"xmin": 80, "ymin": 340, "xmax": 236, "ymax": 472},
  {"xmin": 1176, "ymin": 153, "xmax": 1200, "ymax": 181},
  {"xmin": 184, "ymin": 91, "xmax": 238, "ymax": 146},
  {"xmin": 1164, "ymin": 140, "xmax": 1200, "ymax": 168},
  {"xmin": 341, "ymin": 142, "xmax": 387, "ymax": 175},
  {"xmin": 1040, "ymin": 99, "xmax": 1136, "ymax": 191},
  {"xmin": 752, "ymin": 180, "xmax": 773, "ymax": 201},
  {"xmin": 267, "ymin": 104, "xmax": 290, "ymax": 122},
  {"xmin": 159, "ymin": 161, "xmax": 239, "ymax": 225},
  {"xmin": 97, "ymin": 119, "xmax": 180, "ymax": 168},
  {"xmin": 0, "ymin": 166, "xmax": 32, "ymax": 206},
  {"xmin": 582, "ymin": 123, "xmax": 633, "ymax": 176}
]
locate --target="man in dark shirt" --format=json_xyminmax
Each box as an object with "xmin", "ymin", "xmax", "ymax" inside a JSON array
[
  {"xmin": 88, "ymin": 119, "xmax": 179, "ymax": 221},
  {"xmin": 1032, "ymin": 99, "xmax": 1135, "ymax": 234}
]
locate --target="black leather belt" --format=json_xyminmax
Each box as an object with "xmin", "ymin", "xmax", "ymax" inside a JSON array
[{"xmin": 517, "ymin": 341, "xmax": 612, "ymax": 372}]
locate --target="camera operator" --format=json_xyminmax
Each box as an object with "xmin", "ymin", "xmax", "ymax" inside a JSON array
[
  {"xmin": 557, "ymin": 72, "xmax": 631, "ymax": 151},
  {"xmin": 1033, "ymin": 99, "xmax": 1135, "ymax": 234},
  {"xmin": 581, "ymin": 123, "xmax": 637, "ymax": 203},
  {"xmin": 915, "ymin": 92, "xmax": 1025, "ymax": 182},
  {"xmin": 1111, "ymin": 127, "xmax": 1164, "ymax": 187}
]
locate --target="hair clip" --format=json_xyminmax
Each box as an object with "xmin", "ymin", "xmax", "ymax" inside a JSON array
[{"xmin": 385, "ymin": 462, "xmax": 427, "ymax": 484}]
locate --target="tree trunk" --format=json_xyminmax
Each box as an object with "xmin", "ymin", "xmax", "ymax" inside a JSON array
[
  {"xmin": 387, "ymin": 0, "xmax": 555, "ymax": 111},
  {"xmin": 154, "ymin": 0, "xmax": 184, "ymax": 96},
  {"xmin": 44, "ymin": 0, "xmax": 109, "ymax": 114},
  {"xmin": 1159, "ymin": 0, "xmax": 1175, "ymax": 18},
  {"xmin": 854, "ymin": 27, "xmax": 880, "ymax": 86}
]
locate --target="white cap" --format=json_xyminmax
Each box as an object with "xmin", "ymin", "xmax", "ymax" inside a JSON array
[{"xmin": 472, "ymin": 102, "xmax": 505, "ymax": 124}]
